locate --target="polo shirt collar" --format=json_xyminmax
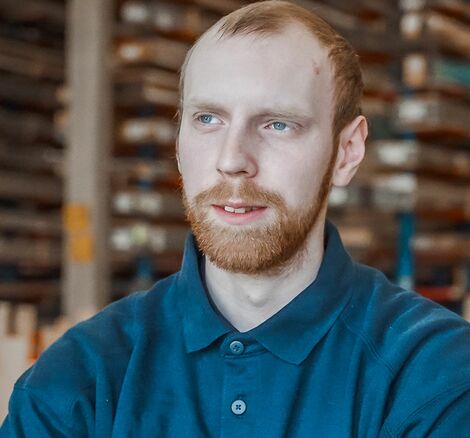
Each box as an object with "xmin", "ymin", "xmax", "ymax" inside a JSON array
[
  {"xmin": 176, "ymin": 234, "xmax": 232, "ymax": 353},
  {"xmin": 177, "ymin": 220, "xmax": 356, "ymax": 365},
  {"xmin": 250, "ymin": 221, "xmax": 356, "ymax": 364}
]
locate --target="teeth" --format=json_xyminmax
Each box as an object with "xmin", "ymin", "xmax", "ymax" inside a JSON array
[{"xmin": 223, "ymin": 206, "xmax": 260, "ymax": 214}]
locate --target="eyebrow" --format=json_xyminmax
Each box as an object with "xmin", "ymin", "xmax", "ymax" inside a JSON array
[
  {"xmin": 186, "ymin": 99, "xmax": 313, "ymax": 122},
  {"xmin": 257, "ymin": 110, "xmax": 313, "ymax": 123},
  {"xmin": 186, "ymin": 100, "xmax": 230, "ymax": 117}
]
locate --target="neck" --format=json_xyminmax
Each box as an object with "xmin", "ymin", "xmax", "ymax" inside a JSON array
[{"xmin": 204, "ymin": 218, "xmax": 326, "ymax": 332}]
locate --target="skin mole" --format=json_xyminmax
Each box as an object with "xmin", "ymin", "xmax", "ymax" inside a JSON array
[{"xmin": 312, "ymin": 62, "xmax": 321, "ymax": 75}]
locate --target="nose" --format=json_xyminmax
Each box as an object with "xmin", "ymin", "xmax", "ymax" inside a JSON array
[{"xmin": 216, "ymin": 126, "xmax": 257, "ymax": 179}]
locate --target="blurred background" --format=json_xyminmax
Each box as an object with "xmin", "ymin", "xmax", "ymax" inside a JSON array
[{"xmin": 0, "ymin": 0, "xmax": 470, "ymax": 418}]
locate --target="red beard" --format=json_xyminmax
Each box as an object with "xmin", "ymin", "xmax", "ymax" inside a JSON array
[{"xmin": 181, "ymin": 154, "xmax": 335, "ymax": 275}]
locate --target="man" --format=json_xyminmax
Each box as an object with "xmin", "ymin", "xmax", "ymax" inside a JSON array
[{"xmin": 2, "ymin": 1, "xmax": 470, "ymax": 436}]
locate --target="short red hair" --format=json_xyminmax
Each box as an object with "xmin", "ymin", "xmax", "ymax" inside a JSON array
[{"xmin": 178, "ymin": 0, "xmax": 363, "ymax": 149}]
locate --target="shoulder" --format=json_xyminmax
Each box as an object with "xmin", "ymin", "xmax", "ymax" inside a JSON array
[
  {"xmin": 1, "ymin": 274, "xmax": 180, "ymax": 435},
  {"xmin": 340, "ymin": 263, "xmax": 470, "ymax": 432},
  {"xmin": 15, "ymin": 273, "xmax": 179, "ymax": 401},
  {"xmin": 341, "ymin": 263, "xmax": 470, "ymax": 374}
]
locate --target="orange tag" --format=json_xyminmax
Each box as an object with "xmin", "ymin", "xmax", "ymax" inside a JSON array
[
  {"xmin": 63, "ymin": 204, "xmax": 90, "ymax": 232},
  {"xmin": 70, "ymin": 234, "xmax": 94, "ymax": 263}
]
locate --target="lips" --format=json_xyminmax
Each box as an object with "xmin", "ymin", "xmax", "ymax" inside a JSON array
[
  {"xmin": 212, "ymin": 204, "xmax": 268, "ymax": 224},
  {"xmin": 222, "ymin": 205, "xmax": 262, "ymax": 214}
]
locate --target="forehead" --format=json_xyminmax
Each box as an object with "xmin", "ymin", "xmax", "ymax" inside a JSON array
[{"xmin": 184, "ymin": 23, "xmax": 334, "ymax": 115}]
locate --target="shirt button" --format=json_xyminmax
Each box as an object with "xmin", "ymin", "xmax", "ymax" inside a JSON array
[
  {"xmin": 231, "ymin": 399, "xmax": 247, "ymax": 415},
  {"xmin": 229, "ymin": 340, "xmax": 244, "ymax": 355}
]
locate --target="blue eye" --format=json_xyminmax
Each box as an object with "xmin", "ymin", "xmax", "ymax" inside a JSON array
[
  {"xmin": 198, "ymin": 114, "xmax": 215, "ymax": 124},
  {"xmin": 271, "ymin": 121, "xmax": 288, "ymax": 131}
]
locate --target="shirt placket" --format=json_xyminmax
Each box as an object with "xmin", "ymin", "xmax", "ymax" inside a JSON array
[{"xmin": 219, "ymin": 333, "xmax": 259, "ymax": 438}]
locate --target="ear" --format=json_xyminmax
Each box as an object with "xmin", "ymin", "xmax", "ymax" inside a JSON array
[{"xmin": 332, "ymin": 115, "xmax": 368, "ymax": 187}]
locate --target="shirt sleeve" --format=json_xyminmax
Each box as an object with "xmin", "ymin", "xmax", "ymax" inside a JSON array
[
  {"xmin": 429, "ymin": 390, "xmax": 470, "ymax": 436},
  {"xmin": 0, "ymin": 384, "xmax": 89, "ymax": 438},
  {"xmin": 384, "ymin": 385, "xmax": 470, "ymax": 437}
]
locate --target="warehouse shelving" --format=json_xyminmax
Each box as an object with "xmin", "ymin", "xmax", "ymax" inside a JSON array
[
  {"xmin": 0, "ymin": 0, "xmax": 65, "ymax": 313},
  {"xmin": 1, "ymin": 0, "xmax": 469, "ymax": 421},
  {"xmin": 325, "ymin": 0, "xmax": 470, "ymax": 317},
  {"xmin": 391, "ymin": 0, "xmax": 470, "ymax": 312},
  {"xmin": 0, "ymin": 0, "xmax": 469, "ymax": 344}
]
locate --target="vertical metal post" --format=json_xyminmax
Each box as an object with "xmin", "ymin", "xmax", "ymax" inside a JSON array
[
  {"xmin": 396, "ymin": 212, "xmax": 415, "ymax": 291},
  {"xmin": 63, "ymin": 0, "xmax": 113, "ymax": 322},
  {"xmin": 464, "ymin": 263, "xmax": 470, "ymax": 322}
]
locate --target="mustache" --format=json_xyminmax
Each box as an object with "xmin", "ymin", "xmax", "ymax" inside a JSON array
[{"xmin": 192, "ymin": 180, "xmax": 285, "ymax": 209}]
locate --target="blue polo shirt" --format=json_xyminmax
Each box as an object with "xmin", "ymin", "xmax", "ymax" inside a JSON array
[{"xmin": 2, "ymin": 221, "xmax": 470, "ymax": 437}]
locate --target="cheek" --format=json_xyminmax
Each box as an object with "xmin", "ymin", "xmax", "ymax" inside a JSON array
[
  {"xmin": 177, "ymin": 134, "xmax": 217, "ymax": 200},
  {"xmin": 179, "ymin": 119, "xmax": 218, "ymax": 165},
  {"xmin": 265, "ymin": 155, "xmax": 327, "ymax": 209}
]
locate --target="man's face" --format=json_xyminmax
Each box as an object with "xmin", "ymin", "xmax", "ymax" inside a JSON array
[{"xmin": 177, "ymin": 23, "xmax": 336, "ymax": 275}]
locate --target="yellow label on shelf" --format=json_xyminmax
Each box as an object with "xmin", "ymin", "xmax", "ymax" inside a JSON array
[
  {"xmin": 63, "ymin": 204, "xmax": 90, "ymax": 232},
  {"xmin": 69, "ymin": 234, "xmax": 94, "ymax": 263}
]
